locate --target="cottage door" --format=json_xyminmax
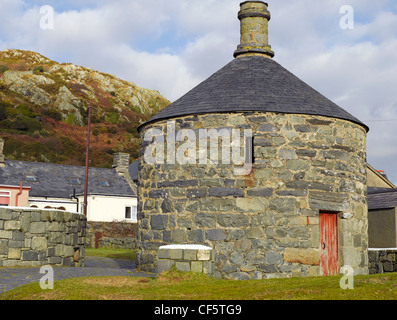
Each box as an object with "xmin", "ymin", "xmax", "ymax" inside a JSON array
[{"xmin": 319, "ymin": 213, "xmax": 338, "ymax": 276}]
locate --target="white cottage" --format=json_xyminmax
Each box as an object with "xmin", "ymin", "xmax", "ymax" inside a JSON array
[{"xmin": 0, "ymin": 139, "xmax": 137, "ymax": 223}]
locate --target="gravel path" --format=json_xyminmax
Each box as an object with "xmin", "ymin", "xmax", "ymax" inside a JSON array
[{"xmin": 0, "ymin": 257, "xmax": 156, "ymax": 293}]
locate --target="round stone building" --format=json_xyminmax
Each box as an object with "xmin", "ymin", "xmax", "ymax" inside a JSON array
[{"xmin": 136, "ymin": 1, "xmax": 369, "ymax": 279}]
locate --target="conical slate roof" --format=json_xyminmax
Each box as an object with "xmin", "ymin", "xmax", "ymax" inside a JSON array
[{"xmin": 140, "ymin": 55, "xmax": 368, "ymax": 132}]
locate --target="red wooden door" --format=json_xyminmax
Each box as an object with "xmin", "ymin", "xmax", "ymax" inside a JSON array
[{"xmin": 319, "ymin": 213, "xmax": 338, "ymax": 276}]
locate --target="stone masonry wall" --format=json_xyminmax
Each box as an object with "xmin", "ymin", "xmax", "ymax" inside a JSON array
[
  {"xmin": 137, "ymin": 112, "xmax": 368, "ymax": 279},
  {"xmin": 368, "ymin": 250, "xmax": 397, "ymax": 274},
  {"xmin": 86, "ymin": 221, "xmax": 137, "ymax": 249},
  {"xmin": 0, "ymin": 207, "xmax": 86, "ymax": 267}
]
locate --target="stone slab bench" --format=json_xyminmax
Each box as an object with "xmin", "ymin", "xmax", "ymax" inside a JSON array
[{"xmin": 157, "ymin": 244, "xmax": 214, "ymax": 275}]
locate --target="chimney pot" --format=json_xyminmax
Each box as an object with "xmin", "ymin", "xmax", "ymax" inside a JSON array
[{"xmin": 234, "ymin": 1, "xmax": 275, "ymax": 59}]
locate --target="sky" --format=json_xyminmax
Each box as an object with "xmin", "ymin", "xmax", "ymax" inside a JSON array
[{"xmin": 0, "ymin": 0, "xmax": 397, "ymax": 185}]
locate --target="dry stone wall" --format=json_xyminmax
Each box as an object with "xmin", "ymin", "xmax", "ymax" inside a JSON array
[
  {"xmin": 368, "ymin": 249, "xmax": 397, "ymax": 274},
  {"xmin": 0, "ymin": 207, "xmax": 86, "ymax": 267},
  {"xmin": 137, "ymin": 112, "xmax": 368, "ymax": 279}
]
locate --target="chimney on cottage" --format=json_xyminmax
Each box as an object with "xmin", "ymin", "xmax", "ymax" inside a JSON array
[
  {"xmin": 0, "ymin": 138, "xmax": 5, "ymax": 167},
  {"xmin": 112, "ymin": 152, "xmax": 130, "ymax": 174},
  {"xmin": 234, "ymin": 1, "xmax": 275, "ymax": 59}
]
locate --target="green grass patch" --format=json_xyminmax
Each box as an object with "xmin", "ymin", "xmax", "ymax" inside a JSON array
[
  {"xmin": 1, "ymin": 270, "xmax": 397, "ymax": 301},
  {"xmin": 85, "ymin": 247, "xmax": 135, "ymax": 262}
]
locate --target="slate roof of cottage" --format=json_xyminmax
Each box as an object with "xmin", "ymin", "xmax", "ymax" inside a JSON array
[
  {"xmin": 368, "ymin": 188, "xmax": 397, "ymax": 210},
  {"xmin": 0, "ymin": 160, "xmax": 136, "ymax": 199},
  {"xmin": 140, "ymin": 56, "xmax": 368, "ymax": 132}
]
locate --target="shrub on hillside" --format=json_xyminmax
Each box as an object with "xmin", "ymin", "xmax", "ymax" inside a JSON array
[
  {"xmin": 33, "ymin": 66, "xmax": 44, "ymax": 73},
  {"xmin": 0, "ymin": 65, "xmax": 9, "ymax": 74},
  {"xmin": 13, "ymin": 115, "xmax": 43, "ymax": 132}
]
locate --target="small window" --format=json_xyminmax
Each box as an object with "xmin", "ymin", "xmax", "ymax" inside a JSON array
[
  {"xmin": 125, "ymin": 206, "xmax": 132, "ymax": 219},
  {"xmin": 71, "ymin": 178, "xmax": 81, "ymax": 185},
  {"xmin": 125, "ymin": 206, "xmax": 137, "ymax": 221},
  {"xmin": 25, "ymin": 175, "xmax": 37, "ymax": 182},
  {"xmin": 99, "ymin": 181, "xmax": 110, "ymax": 187},
  {"xmin": 0, "ymin": 191, "xmax": 10, "ymax": 207}
]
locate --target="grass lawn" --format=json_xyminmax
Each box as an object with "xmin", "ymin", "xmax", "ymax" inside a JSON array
[
  {"xmin": 1, "ymin": 248, "xmax": 396, "ymax": 300},
  {"xmin": 85, "ymin": 247, "xmax": 135, "ymax": 261},
  {"xmin": 1, "ymin": 269, "xmax": 397, "ymax": 300}
]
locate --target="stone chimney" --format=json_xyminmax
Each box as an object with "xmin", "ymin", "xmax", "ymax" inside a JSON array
[
  {"xmin": 234, "ymin": 1, "xmax": 275, "ymax": 59},
  {"xmin": 112, "ymin": 152, "xmax": 130, "ymax": 174},
  {"xmin": 0, "ymin": 138, "xmax": 5, "ymax": 167}
]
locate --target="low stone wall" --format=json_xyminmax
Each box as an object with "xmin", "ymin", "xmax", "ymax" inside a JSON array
[
  {"xmin": 86, "ymin": 221, "xmax": 137, "ymax": 249},
  {"xmin": 368, "ymin": 249, "xmax": 397, "ymax": 274},
  {"xmin": 98, "ymin": 237, "xmax": 136, "ymax": 250},
  {"xmin": 157, "ymin": 244, "xmax": 214, "ymax": 275},
  {"xmin": 0, "ymin": 207, "xmax": 86, "ymax": 267}
]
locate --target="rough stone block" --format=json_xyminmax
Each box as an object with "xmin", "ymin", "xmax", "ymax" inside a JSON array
[
  {"xmin": 176, "ymin": 261, "xmax": 191, "ymax": 272},
  {"xmin": 48, "ymin": 257, "xmax": 62, "ymax": 265},
  {"xmin": 203, "ymin": 261, "xmax": 214, "ymax": 275},
  {"xmin": 309, "ymin": 191, "xmax": 350, "ymax": 212},
  {"xmin": 247, "ymin": 188, "xmax": 274, "ymax": 198},
  {"xmin": 0, "ymin": 210, "xmax": 13, "ymax": 220},
  {"xmin": 4, "ymin": 221, "xmax": 21, "ymax": 231},
  {"xmin": 209, "ymin": 188, "xmax": 244, "ymax": 198},
  {"xmin": 284, "ymin": 248, "xmax": 320, "ymax": 266},
  {"xmin": 191, "ymin": 261, "xmax": 203, "ymax": 273},
  {"xmin": 21, "ymin": 250, "xmax": 39, "ymax": 261},
  {"xmin": 236, "ymin": 198, "xmax": 267, "ymax": 213},
  {"xmin": 172, "ymin": 229, "xmax": 187, "ymax": 243},
  {"xmin": 32, "ymin": 237, "xmax": 48, "ymax": 251},
  {"xmin": 279, "ymin": 149, "xmax": 296, "ymax": 160},
  {"xmin": 286, "ymin": 159, "xmax": 310, "ymax": 171},
  {"xmin": 265, "ymin": 251, "xmax": 283, "ymax": 265},
  {"xmin": 157, "ymin": 259, "xmax": 175, "ymax": 273},
  {"xmin": 0, "ymin": 230, "xmax": 13, "ymax": 239},
  {"xmin": 197, "ymin": 249, "xmax": 211, "ymax": 261},
  {"xmin": 150, "ymin": 215, "xmax": 168, "ymax": 230},
  {"xmin": 269, "ymin": 198, "xmax": 296, "ymax": 213},
  {"xmin": 8, "ymin": 248, "xmax": 21, "ymax": 260},
  {"xmin": 188, "ymin": 230, "xmax": 206, "ymax": 243},
  {"xmin": 218, "ymin": 214, "xmax": 250, "ymax": 228},
  {"xmin": 158, "ymin": 248, "xmax": 170, "ymax": 259},
  {"xmin": 0, "ymin": 240, "xmax": 8, "ymax": 255},
  {"xmin": 170, "ymin": 249, "xmax": 183, "ymax": 260},
  {"xmin": 30, "ymin": 222, "xmax": 46, "ymax": 234},
  {"xmin": 199, "ymin": 198, "xmax": 234, "ymax": 212},
  {"xmin": 208, "ymin": 229, "xmax": 227, "ymax": 241},
  {"xmin": 184, "ymin": 249, "xmax": 197, "ymax": 260},
  {"xmin": 187, "ymin": 189, "xmax": 207, "ymax": 199},
  {"xmin": 258, "ymin": 123, "xmax": 275, "ymax": 132}
]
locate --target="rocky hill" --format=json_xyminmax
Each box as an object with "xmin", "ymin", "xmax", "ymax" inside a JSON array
[{"xmin": 0, "ymin": 49, "xmax": 170, "ymax": 167}]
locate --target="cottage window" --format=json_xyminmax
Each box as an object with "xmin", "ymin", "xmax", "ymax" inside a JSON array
[
  {"xmin": 25, "ymin": 175, "xmax": 37, "ymax": 182},
  {"xmin": 99, "ymin": 181, "xmax": 110, "ymax": 187},
  {"xmin": 71, "ymin": 178, "xmax": 81, "ymax": 185},
  {"xmin": 125, "ymin": 206, "xmax": 131, "ymax": 219},
  {"xmin": 0, "ymin": 191, "xmax": 10, "ymax": 206},
  {"xmin": 125, "ymin": 206, "xmax": 137, "ymax": 221}
]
